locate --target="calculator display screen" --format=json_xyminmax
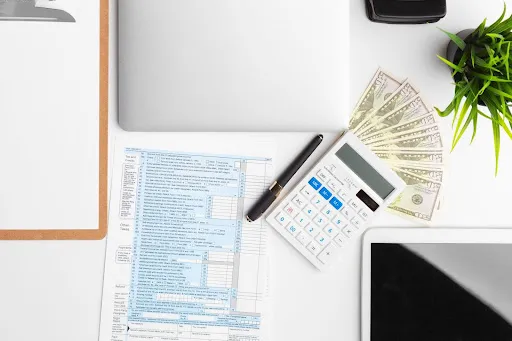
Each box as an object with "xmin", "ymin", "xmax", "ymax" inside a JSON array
[{"xmin": 335, "ymin": 144, "xmax": 394, "ymax": 200}]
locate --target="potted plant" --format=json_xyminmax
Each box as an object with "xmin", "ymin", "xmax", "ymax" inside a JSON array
[{"xmin": 436, "ymin": 4, "xmax": 512, "ymax": 175}]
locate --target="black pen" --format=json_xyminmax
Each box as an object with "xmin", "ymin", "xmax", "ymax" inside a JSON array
[{"xmin": 246, "ymin": 134, "xmax": 324, "ymax": 222}]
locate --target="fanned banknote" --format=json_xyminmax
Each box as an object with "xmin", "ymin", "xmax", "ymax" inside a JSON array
[
  {"xmin": 357, "ymin": 95, "xmax": 431, "ymax": 138},
  {"xmin": 352, "ymin": 82, "xmax": 419, "ymax": 134},
  {"xmin": 348, "ymin": 69, "xmax": 402, "ymax": 131},
  {"xmin": 386, "ymin": 169, "xmax": 443, "ymax": 224},
  {"xmin": 349, "ymin": 69, "xmax": 445, "ymax": 225}
]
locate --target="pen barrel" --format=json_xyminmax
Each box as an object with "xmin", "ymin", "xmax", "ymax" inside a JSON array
[
  {"xmin": 246, "ymin": 182, "xmax": 282, "ymax": 222},
  {"xmin": 278, "ymin": 134, "xmax": 323, "ymax": 185}
]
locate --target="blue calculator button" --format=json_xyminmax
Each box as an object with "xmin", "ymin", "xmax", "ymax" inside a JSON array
[
  {"xmin": 308, "ymin": 177, "xmax": 322, "ymax": 190},
  {"xmin": 319, "ymin": 187, "xmax": 332, "ymax": 200},
  {"xmin": 329, "ymin": 197, "xmax": 343, "ymax": 210}
]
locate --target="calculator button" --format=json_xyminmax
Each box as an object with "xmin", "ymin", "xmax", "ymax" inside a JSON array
[
  {"xmin": 329, "ymin": 197, "xmax": 343, "ymax": 210},
  {"xmin": 323, "ymin": 225, "xmax": 338, "ymax": 237},
  {"xmin": 310, "ymin": 195, "xmax": 325, "ymax": 209},
  {"xmin": 295, "ymin": 231, "xmax": 311, "ymax": 246},
  {"xmin": 332, "ymin": 216, "xmax": 348, "ymax": 229},
  {"xmin": 340, "ymin": 207, "xmax": 356, "ymax": 220},
  {"xmin": 317, "ymin": 243, "xmax": 337, "ymax": 264},
  {"xmin": 348, "ymin": 199, "xmax": 361, "ymax": 211},
  {"xmin": 303, "ymin": 205, "xmax": 318, "ymax": 218},
  {"xmin": 326, "ymin": 164, "xmax": 337, "ymax": 175},
  {"xmin": 321, "ymin": 206, "xmax": 335, "ymax": 218},
  {"xmin": 338, "ymin": 190, "xmax": 350, "ymax": 201},
  {"xmin": 316, "ymin": 169, "xmax": 329, "ymax": 182},
  {"xmin": 319, "ymin": 187, "xmax": 332, "ymax": 200},
  {"xmin": 294, "ymin": 212, "xmax": 310, "ymax": 227},
  {"xmin": 306, "ymin": 241, "xmax": 322, "ymax": 256},
  {"xmin": 313, "ymin": 214, "xmax": 328, "ymax": 228},
  {"xmin": 292, "ymin": 194, "xmax": 308, "ymax": 209},
  {"xmin": 315, "ymin": 232, "xmax": 329, "ymax": 246},
  {"xmin": 359, "ymin": 209, "xmax": 372, "ymax": 221},
  {"xmin": 342, "ymin": 225, "xmax": 356, "ymax": 238},
  {"xmin": 286, "ymin": 223, "xmax": 300, "ymax": 236},
  {"xmin": 327, "ymin": 179, "xmax": 340, "ymax": 192},
  {"xmin": 275, "ymin": 212, "xmax": 291, "ymax": 226},
  {"xmin": 333, "ymin": 233, "xmax": 347, "ymax": 247},
  {"xmin": 308, "ymin": 177, "xmax": 322, "ymax": 191},
  {"xmin": 305, "ymin": 224, "xmax": 319, "ymax": 237},
  {"xmin": 351, "ymin": 217, "xmax": 363, "ymax": 229},
  {"xmin": 283, "ymin": 203, "xmax": 299, "ymax": 218},
  {"xmin": 301, "ymin": 186, "xmax": 315, "ymax": 200}
]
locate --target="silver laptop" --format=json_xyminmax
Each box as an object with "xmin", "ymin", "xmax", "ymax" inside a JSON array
[{"xmin": 119, "ymin": 0, "xmax": 349, "ymax": 132}]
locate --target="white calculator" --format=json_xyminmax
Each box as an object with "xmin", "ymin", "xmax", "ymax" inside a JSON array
[{"xmin": 266, "ymin": 131, "xmax": 406, "ymax": 270}]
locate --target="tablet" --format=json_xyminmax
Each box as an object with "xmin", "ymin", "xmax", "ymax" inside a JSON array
[{"xmin": 362, "ymin": 228, "xmax": 512, "ymax": 341}]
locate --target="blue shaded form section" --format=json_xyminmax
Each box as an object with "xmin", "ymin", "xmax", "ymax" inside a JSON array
[{"xmin": 127, "ymin": 149, "xmax": 266, "ymax": 329}]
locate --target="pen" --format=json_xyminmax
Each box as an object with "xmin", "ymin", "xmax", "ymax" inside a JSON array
[{"xmin": 246, "ymin": 134, "xmax": 324, "ymax": 222}]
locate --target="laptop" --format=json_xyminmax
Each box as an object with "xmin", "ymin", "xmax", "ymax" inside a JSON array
[{"xmin": 118, "ymin": 0, "xmax": 349, "ymax": 132}]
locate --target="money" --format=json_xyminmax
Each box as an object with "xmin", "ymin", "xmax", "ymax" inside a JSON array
[
  {"xmin": 348, "ymin": 69, "xmax": 402, "ymax": 131},
  {"xmin": 349, "ymin": 69, "xmax": 446, "ymax": 226},
  {"xmin": 361, "ymin": 112, "xmax": 437, "ymax": 145},
  {"xmin": 392, "ymin": 165, "xmax": 444, "ymax": 182},
  {"xmin": 372, "ymin": 149, "xmax": 445, "ymax": 164},
  {"xmin": 357, "ymin": 95, "xmax": 431, "ymax": 138},
  {"xmin": 386, "ymin": 169, "xmax": 442, "ymax": 224},
  {"xmin": 353, "ymin": 82, "xmax": 419, "ymax": 134},
  {"xmin": 369, "ymin": 125, "xmax": 443, "ymax": 149}
]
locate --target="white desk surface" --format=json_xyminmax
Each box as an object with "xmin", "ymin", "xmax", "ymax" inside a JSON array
[{"xmin": 1, "ymin": 0, "xmax": 512, "ymax": 340}]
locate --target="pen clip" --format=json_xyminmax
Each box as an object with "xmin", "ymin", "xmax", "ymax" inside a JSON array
[{"xmin": 269, "ymin": 181, "xmax": 283, "ymax": 197}]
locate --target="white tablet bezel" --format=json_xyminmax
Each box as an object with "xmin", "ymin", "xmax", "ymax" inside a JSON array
[{"xmin": 361, "ymin": 227, "xmax": 512, "ymax": 341}]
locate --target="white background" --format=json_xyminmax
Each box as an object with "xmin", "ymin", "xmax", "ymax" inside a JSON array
[{"xmin": 1, "ymin": 0, "xmax": 512, "ymax": 340}]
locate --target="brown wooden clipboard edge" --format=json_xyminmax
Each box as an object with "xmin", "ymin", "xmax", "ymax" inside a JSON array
[{"xmin": 0, "ymin": 0, "xmax": 109, "ymax": 241}]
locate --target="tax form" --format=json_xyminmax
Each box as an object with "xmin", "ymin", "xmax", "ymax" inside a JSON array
[{"xmin": 100, "ymin": 136, "xmax": 274, "ymax": 341}]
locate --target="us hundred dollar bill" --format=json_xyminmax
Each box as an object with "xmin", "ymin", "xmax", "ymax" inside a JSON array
[
  {"xmin": 387, "ymin": 169, "xmax": 442, "ymax": 224},
  {"xmin": 358, "ymin": 95, "xmax": 431, "ymax": 138},
  {"xmin": 353, "ymin": 82, "xmax": 418, "ymax": 135},
  {"xmin": 392, "ymin": 165, "xmax": 444, "ymax": 182},
  {"xmin": 349, "ymin": 69, "xmax": 402, "ymax": 130},
  {"xmin": 373, "ymin": 148, "xmax": 444, "ymax": 164},
  {"xmin": 361, "ymin": 112, "xmax": 437, "ymax": 145},
  {"xmin": 369, "ymin": 125, "xmax": 443, "ymax": 149}
]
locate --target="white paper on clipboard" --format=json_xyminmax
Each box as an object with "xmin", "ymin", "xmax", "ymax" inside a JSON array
[{"xmin": 0, "ymin": 0, "xmax": 106, "ymax": 237}]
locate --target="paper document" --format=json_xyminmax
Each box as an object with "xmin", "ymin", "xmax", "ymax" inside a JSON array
[{"xmin": 100, "ymin": 136, "xmax": 274, "ymax": 341}]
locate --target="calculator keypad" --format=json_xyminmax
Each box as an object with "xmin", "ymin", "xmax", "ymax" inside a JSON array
[{"xmin": 270, "ymin": 166, "xmax": 377, "ymax": 269}]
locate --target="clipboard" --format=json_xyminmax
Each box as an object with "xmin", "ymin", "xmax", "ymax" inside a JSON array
[{"xmin": 0, "ymin": 0, "xmax": 108, "ymax": 240}]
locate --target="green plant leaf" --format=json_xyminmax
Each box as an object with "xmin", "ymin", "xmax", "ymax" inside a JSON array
[
  {"xmin": 477, "ymin": 18, "xmax": 487, "ymax": 37},
  {"xmin": 486, "ymin": 3, "xmax": 507, "ymax": 34},
  {"xmin": 440, "ymin": 29, "xmax": 466, "ymax": 50},
  {"xmin": 452, "ymin": 96, "xmax": 473, "ymax": 150},
  {"xmin": 481, "ymin": 97, "xmax": 502, "ymax": 175},
  {"xmin": 453, "ymin": 102, "xmax": 478, "ymax": 149},
  {"xmin": 487, "ymin": 85, "xmax": 512, "ymax": 101},
  {"xmin": 435, "ymin": 101, "xmax": 454, "ymax": 117},
  {"xmin": 472, "ymin": 109, "xmax": 479, "ymax": 143},
  {"xmin": 491, "ymin": 15, "xmax": 512, "ymax": 34},
  {"xmin": 468, "ymin": 70, "xmax": 512, "ymax": 82},
  {"xmin": 437, "ymin": 55, "xmax": 464, "ymax": 73}
]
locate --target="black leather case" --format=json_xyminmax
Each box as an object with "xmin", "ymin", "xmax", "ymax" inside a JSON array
[{"xmin": 366, "ymin": 0, "xmax": 447, "ymax": 24}]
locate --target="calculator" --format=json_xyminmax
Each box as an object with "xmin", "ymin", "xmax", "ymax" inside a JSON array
[{"xmin": 266, "ymin": 131, "xmax": 406, "ymax": 270}]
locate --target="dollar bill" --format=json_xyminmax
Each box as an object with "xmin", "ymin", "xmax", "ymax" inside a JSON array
[
  {"xmin": 392, "ymin": 165, "xmax": 444, "ymax": 182},
  {"xmin": 387, "ymin": 169, "xmax": 442, "ymax": 224},
  {"xmin": 353, "ymin": 82, "xmax": 419, "ymax": 135},
  {"xmin": 361, "ymin": 112, "xmax": 437, "ymax": 145},
  {"xmin": 357, "ymin": 95, "xmax": 431, "ymax": 138},
  {"xmin": 348, "ymin": 69, "xmax": 402, "ymax": 131},
  {"xmin": 368, "ymin": 125, "xmax": 443, "ymax": 149},
  {"xmin": 372, "ymin": 148, "xmax": 445, "ymax": 164}
]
